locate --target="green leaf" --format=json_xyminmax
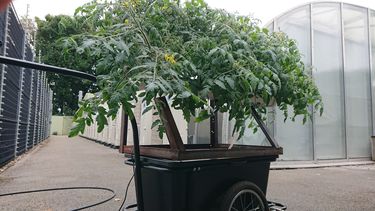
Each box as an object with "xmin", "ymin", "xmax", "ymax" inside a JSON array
[
  {"xmin": 146, "ymin": 82, "xmax": 158, "ymax": 92},
  {"xmin": 129, "ymin": 64, "xmax": 153, "ymax": 73},
  {"xmin": 195, "ymin": 110, "xmax": 210, "ymax": 122},
  {"xmin": 178, "ymin": 91, "xmax": 191, "ymax": 99},
  {"xmin": 151, "ymin": 119, "xmax": 161, "ymax": 129},
  {"xmin": 82, "ymin": 39, "xmax": 96, "ymax": 49},
  {"xmin": 208, "ymin": 47, "xmax": 219, "ymax": 57},
  {"xmin": 103, "ymin": 41, "xmax": 114, "ymax": 53},
  {"xmin": 225, "ymin": 77, "xmax": 235, "ymax": 89},
  {"xmin": 158, "ymin": 125, "xmax": 165, "ymax": 139},
  {"xmin": 96, "ymin": 106, "xmax": 108, "ymax": 132},
  {"xmin": 138, "ymin": 92, "xmax": 146, "ymax": 98},
  {"xmin": 257, "ymin": 81, "xmax": 264, "ymax": 90},
  {"xmin": 68, "ymin": 119, "xmax": 85, "ymax": 137},
  {"xmin": 142, "ymin": 105, "xmax": 153, "ymax": 115},
  {"xmin": 214, "ymin": 80, "xmax": 226, "ymax": 90}
]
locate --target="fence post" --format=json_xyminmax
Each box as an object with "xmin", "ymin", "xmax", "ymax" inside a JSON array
[
  {"xmin": 41, "ymin": 73, "xmax": 46, "ymax": 140},
  {"xmin": 0, "ymin": 6, "xmax": 9, "ymax": 129},
  {"xmin": 32, "ymin": 71, "xmax": 40, "ymax": 145},
  {"xmin": 0, "ymin": 7, "xmax": 9, "ymax": 165},
  {"xmin": 49, "ymin": 90, "xmax": 52, "ymax": 136},
  {"xmin": 14, "ymin": 32, "xmax": 26, "ymax": 156},
  {"xmin": 25, "ymin": 67, "xmax": 34, "ymax": 149}
]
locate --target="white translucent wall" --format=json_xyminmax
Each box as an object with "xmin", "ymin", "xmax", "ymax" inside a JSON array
[
  {"xmin": 274, "ymin": 5, "xmax": 313, "ymax": 160},
  {"xmin": 313, "ymin": 3, "xmax": 346, "ymax": 159},
  {"xmin": 371, "ymin": 10, "xmax": 375, "ymax": 142},
  {"xmin": 343, "ymin": 5, "xmax": 372, "ymax": 158},
  {"xmin": 268, "ymin": 2, "xmax": 374, "ymax": 160}
]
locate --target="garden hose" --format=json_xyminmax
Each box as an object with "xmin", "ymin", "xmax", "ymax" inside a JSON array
[{"xmin": 0, "ymin": 186, "xmax": 116, "ymax": 210}]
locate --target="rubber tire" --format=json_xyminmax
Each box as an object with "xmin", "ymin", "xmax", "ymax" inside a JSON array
[{"xmin": 218, "ymin": 181, "xmax": 269, "ymax": 211}]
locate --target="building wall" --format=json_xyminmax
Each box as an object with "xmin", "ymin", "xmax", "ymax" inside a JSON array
[
  {"xmin": 79, "ymin": 93, "xmax": 123, "ymax": 147},
  {"xmin": 122, "ymin": 97, "xmax": 188, "ymax": 147},
  {"xmin": 50, "ymin": 116, "xmax": 73, "ymax": 135},
  {"xmin": 266, "ymin": 2, "xmax": 375, "ymax": 160}
]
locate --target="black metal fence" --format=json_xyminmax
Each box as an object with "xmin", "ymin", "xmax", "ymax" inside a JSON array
[{"xmin": 0, "ymin": 6, "xmax": 52, "ymax": 167}]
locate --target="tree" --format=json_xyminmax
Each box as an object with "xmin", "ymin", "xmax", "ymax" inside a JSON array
[
  {"xmin": 35, "ymin": 15, "xmax": 97, "ymax": 115},
  {"xmin": 68, "ymin": 0, "xmax": 323, "ymax": 138}
]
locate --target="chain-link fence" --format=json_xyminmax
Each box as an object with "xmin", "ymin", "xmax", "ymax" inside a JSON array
[{"xmin": 0, "ymin": 6, "xmax": 52, "ymax": 167}]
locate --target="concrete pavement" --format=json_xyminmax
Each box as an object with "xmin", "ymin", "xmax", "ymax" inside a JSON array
[
  {"xmin": 1, "ymin": 136, "xmax": 375, "ymax": 210},
  {"xmin": 0, "ymin": 136, "xmax": 135, "ymax": 211},
  {"xmin": 268, "ymin": 165, "xmax": 375, "ymax": 210}
]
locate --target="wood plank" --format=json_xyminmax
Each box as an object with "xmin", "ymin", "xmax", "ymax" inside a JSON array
[
  {"xmin": 123, "ymin": 145, "xmax": 282, "ymax": 160},
  {"xmin": 155, "ymin": 97, "xmax": 185, "ymax": 151},
  {"xmin": 119, "ymin": 113, "xmax": 128, "ymax": 153},
  {"xmin": 251, "ymin": 106, "xmax": 280, "ymax": 148}
]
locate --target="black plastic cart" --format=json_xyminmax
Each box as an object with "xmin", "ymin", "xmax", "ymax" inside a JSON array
[{"xmin": 124, "ymin": 97, "xmax": 285, "ymax": 211}]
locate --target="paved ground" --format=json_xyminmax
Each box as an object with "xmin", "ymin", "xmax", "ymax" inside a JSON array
[
  {"xmin": 0, "ymin": 136, "xmax": 135, "ymax": 211},
  {"xmin": 0, "ymin": 136, "xmax": 375, "ymax": 211},
  {"xmin": 268, "ymin": 165, "xmax": 375, "ymax": 210}
]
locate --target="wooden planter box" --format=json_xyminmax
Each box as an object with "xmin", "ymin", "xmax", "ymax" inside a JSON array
[
  {"xmin": 124, "ymin": 97, "xmax": 282, "ymax": 161},
  {"xmin": 123, "ymin": 144, "xmax": 282, "ymax": 160}
]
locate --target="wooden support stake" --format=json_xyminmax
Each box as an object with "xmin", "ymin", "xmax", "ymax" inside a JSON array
[
  {"xmin": 155, "ymin": 97, "xmax": 185, "ymax": 151},
  {"xmin": 119, "ymin": 113, "xmax": 128, "ymax": 153},
  {"xmin": 250, "ymin": 106, "xmax": 280, "ymax": 148}
]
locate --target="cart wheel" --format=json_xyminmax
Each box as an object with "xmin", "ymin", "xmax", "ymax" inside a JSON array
[{"xmin": 219, "ymin": 181, "xmax": 268, "ymax": 211}]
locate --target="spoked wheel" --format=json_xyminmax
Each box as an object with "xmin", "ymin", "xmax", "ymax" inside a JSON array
[
  {"xmin": 219, "ymin": 181, "xmax": 269, "ymax": 211},
  {"xmin": 229, "ymin": 189, "xmax": 265, "ymax": 211}
]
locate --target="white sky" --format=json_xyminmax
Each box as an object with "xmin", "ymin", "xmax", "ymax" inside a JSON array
[{"xmin": 12, "ymin": 0, "xmax": 375, "ymax": 25}]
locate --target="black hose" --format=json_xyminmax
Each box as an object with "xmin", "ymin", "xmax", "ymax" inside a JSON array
[
  {"xmin": 0, "ymin": 55, "xmax": 97, "ymax": 82},
  {"xmin": 130, "ymin": 118, "xmax": 144, "ymax": 211},
  {"xmin": 118, "ymin": 174, "xmax": 134, "ymax": 211},
  {"xmin": 0, "ymin": 186, "xmax": 116, "ymax": 210},
  {"xmin": 119, "ymin": 142, "xmax": 137, "ymax": 211}
]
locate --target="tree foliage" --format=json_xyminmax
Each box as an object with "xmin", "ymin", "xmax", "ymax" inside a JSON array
[
  {"xmin": 35, "ymin": 15, "xmax": 97, "ymax": 115},
  {"xmin": 68, "ymin": 0, "xmax": 323, "ymax": 138}
]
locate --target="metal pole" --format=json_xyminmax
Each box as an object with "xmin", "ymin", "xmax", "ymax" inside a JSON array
[
  {"xmin": 309, "ymin": 3, "xmax": 317, "ymax": 161},
  {"xmin": 367, "ymin": 8, "xmax": 375, "ymax": 137},
  {"xmin": 14, "ymin": 32, "xmax": 27, "ymax": 157},
  {"xmin": 340, "ymin": 3, "xmax": 349, "ymax": 159}
]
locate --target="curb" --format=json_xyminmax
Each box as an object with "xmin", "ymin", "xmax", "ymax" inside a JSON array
[{"xmin": 270, "ymin": 160, "xmax": 374, "ymax": 170}]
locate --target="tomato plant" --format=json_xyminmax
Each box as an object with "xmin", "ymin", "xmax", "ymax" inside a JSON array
[{"xmin": 68, "ymin": 0, "xmax": 323, "ymax": 139}]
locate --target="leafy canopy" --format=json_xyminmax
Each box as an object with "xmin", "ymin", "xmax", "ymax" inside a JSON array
[
  {"xmin": 35, "ymin": 15, "xmax": 97, "ymax": 115},
  {"xmin": 68, "ymin": 0, "xmax": 323, "ymax": 139}
]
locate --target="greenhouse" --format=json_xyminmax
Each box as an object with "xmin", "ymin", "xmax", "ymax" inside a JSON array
[{"xmin": 265, "ymin": 2, "xmax": 375, "ymax": 161}]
